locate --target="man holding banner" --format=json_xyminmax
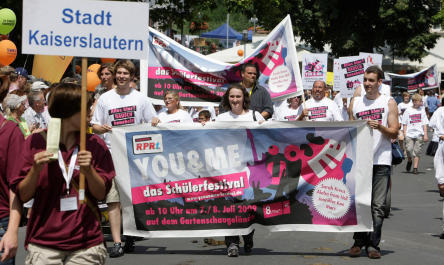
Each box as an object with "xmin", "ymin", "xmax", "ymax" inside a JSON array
[
  {"xmin": 349, "ymin": 66, "xmax": 399, "ymax": 259},
  {"xmin": 297, "ymin": 81, "xmax": 342, "ymax": 121},
  {"xmin": 91, "ymin": 60, "xmax": 159, "ymax": 258},
  {"xmin": 221, "ymin": 63, "xmax": 273, "ymax": 120}
]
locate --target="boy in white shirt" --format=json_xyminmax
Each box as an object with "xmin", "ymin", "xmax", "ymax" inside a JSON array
[{"xmin": 402, "ymin": 93, "xmax": 429, "ymax": 174}]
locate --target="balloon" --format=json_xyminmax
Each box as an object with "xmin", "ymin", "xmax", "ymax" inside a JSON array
[
  {"xmin": 87, "ymin": 71, "xmax": 101, "ymax": 92},
  {"xmin": 237, "ymin": 49, "xmax": 244, "ymax": 57},
  {"xmin": 101, "ymin": 58, "xmax": 116, "ymax": 64},
  {"xmin": 87, "ymin": 63, "xmax": 101, "ymax": 73},
  {"xmin": 0, "ymin": 9, "xmax": 16, "ymax": 35},
  {"xmin": 0, "ymin": 40, "xmax": 16, "ymax": 66}
]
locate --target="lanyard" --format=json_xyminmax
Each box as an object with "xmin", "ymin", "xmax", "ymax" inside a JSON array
[
  {"xmin": 248, "ymin": 83, "xmax": 255, "ymax": 97},
  {"xmin": 57, "ymin": 146, "xmax": 79, "ymax": 195}
]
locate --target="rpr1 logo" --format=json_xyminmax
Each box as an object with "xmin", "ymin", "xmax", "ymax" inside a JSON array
[{"xmin": 132, "ymin": 134, "xmax": 163, "ymax": 154}]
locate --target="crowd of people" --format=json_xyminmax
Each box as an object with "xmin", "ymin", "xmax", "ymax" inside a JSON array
[{"xmin": 0, "ymin": 61, "xmax": 443, "ymax": 264}]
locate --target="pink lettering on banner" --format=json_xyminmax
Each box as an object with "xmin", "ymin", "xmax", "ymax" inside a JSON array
[
  {"xmin": 149, "ymin": 67, "xmax": 226, "ymax": 86},
  {"xmin": 131, "ymin": 172, "xmax": 249, "ymax": 204},
  {"xmin": 263, "ymin": 200, "xmax": 291, "ymax": 218}
]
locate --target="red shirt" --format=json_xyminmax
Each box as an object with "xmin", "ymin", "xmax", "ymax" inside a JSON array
[
  {"xmin": 0, "ymin": 114, "xmax": 25, "ymax": 219},
  {"xmin": 10, "ymin": 132, "xmax": 115, "ymax": 251}
]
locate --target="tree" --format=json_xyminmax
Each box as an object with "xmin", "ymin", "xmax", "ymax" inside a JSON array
[{"xmin": 249, "ymin": 0, "xmax": 443, "ymax": 62}]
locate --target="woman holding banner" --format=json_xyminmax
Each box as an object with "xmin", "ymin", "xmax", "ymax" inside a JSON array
[
  {"xmin": 11, "ymin": 83, "xmax": 115, "ymax": 264},
  {"xmin": 216, "ymin": 83, "xmax": 263, "ymax": 257},
  {"xmin": 157, "ymin": 90, "xmax": 193, "ymax": 123}
]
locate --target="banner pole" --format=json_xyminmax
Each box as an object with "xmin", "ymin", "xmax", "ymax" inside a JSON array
[{"xmin": 79, "ymin": 57, "xmax": 87, "ymax": 204}]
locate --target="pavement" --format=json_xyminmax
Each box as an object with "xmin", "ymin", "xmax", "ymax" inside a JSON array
[{"xmin": 14, "ymin": 146, "xmax": 444, "ymax": 265}]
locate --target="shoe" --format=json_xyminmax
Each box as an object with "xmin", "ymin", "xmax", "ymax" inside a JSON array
[
  {"xmin": 413, "ymin": 168, "xmax": 418, "ymax": 174},
  {"xmin": 109, "ymin": 242, "xmax": 124, "ymax": 258},
  {"xmin": 440, "ymin": 232, "xmax": 444, "ymax": 239},
  {"xmin": 367, "ymin": 249, "xmax": 381, "ymax": 259},
  {"xmin": 243, "ymin": 229, "xmax": 255, "ymax": 254},
  {"xmin": 348, "ymin": 245, "xmax": 362, "ymax": 257},
  {"xmin": 406, "ymin": 161, "xmax": 412, "ymax": 172},
  {"xmin": 227, "ymin": 243, "xmax": 239, "ymax": 257},
  {"xmin": 123, "ymin": 236, "xmax": 135, "ymax": 253}
]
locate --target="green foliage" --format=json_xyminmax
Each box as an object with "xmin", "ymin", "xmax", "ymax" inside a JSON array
[{"xmin": 249, "ymin": 0, "xmax": 444, "ymax": 62}]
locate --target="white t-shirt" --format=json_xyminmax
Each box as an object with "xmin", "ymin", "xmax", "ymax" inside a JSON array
[
  {"xmin": 353, "ymin": 95, "xmax": 392, "ymax": 165},
  {"xmin": 216, "ymin": 110, "xmax": 265, "ymax": 122},
  {"xmin": 297, "ymin": 97, "xmax": 343, "ymax": 121},
  {"xmin": 91, "ymin": 88, "xmax": 157, "ymax": 148},
  {"xmin": 275, "ymin": 106, "xmax": 300, "ymax": 121},
  {"xmin": 402, "ymin": 106, "xmax": 428, "ymax": 138},
  {"xmin": 398, "ymin": 101, "xmax": 412, "ymax": 116},
  {"xmin": 158, "ymin": 109, "xmax": 193, "ymax": 123}
]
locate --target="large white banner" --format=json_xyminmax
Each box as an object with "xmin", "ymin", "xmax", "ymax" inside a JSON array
[
  {"xmin": 301, "ymin": 53, "xmax": 328, "ymax": 90},
  {"xmin": 22, "ymin": 0, "xmax": 148, "ymax": 59},
  {"xmin": 111, "ymin": 121, "xmax": 373, "ymax": 238},
  {"xmin": 388, "ymin": 64, "xmax": 439, "ymax": 92},
  {"xmin": 147, "ymin": 15, "xmax": 303, "ymax": 106}
]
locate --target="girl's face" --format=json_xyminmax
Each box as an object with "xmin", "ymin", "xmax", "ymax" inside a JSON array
[
  {"xmin": 289, "ymin": 97, "xmax": 300, "ymax": 109},
  {"xmin": 228, "ymin": 88, "xmax": 244, "ymax": 111},
  {"xmin": 164, "ymin": 93, "xmax": 179, "ymax": 111}
]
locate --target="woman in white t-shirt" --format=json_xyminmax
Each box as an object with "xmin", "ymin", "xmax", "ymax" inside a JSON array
[
  {"xmin": 216, "ymin": 84, "xmax": 264, "ymax": 122},
  {"xmin": 402, "ymin": 93, "xmax": 429, "ymax": 174},
  {"xmin": 215, "ymin": 83, "xmax": 263, "ymax": 257},
  {"xmin": 157, "ymin": 90, "xmax": 193, "ymax": 123},
  {"xmin": 275, "ymin": 96, "xmax": 301, "ymax": 121}
]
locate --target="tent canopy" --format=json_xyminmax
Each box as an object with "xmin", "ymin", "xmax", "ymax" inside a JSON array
[{"xmin": 200, "ymin": 23, "xmax": 252, "ymax": 41}]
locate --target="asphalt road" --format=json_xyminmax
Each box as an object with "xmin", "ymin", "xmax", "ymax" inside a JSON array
[{"xmin": 15, "ymin": 149, "xmax": 444, "ymax": 265}]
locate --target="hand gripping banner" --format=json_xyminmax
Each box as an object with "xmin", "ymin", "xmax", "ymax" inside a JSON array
[
  {"xmin": 111, "ymin": 121, "xmax": 373, "ymax": 238},
  {"xmin": 147, "ymin": 15, "xmax": 303, "ymax": 106}
]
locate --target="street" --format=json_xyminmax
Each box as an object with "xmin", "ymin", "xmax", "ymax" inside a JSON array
[{"xmin": 15, "ymin": 152, "xmax": 444, "ymax": 265}]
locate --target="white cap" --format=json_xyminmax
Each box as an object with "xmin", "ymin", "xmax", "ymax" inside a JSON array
[
  {"xmin": 3, "ymin": 94, "xmax": 27, "ymax": 110},
  {"xmin": 31, "ymin": 81, "xmax": 49, "ymax": 91}
]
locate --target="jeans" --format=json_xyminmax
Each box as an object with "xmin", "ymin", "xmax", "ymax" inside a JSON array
[
  {"xmin": 353, "ymin": 165, "xmax": 391, "ymax": 250},
  {"xmin": 0, "ymin": 216, "xmax": 14, "ymax": 265}
]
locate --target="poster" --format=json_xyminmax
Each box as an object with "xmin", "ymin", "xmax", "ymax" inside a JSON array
[
  {"xmin": 111, "ymin": 121, "xmax": 373, "ymax": 238},
  {"xmin": 333, "ymin": 59, "xmax": 342, "ymax": 92},
  {"xmin": 301, "ymin": 53, "xmax": 328, "ymax": 90},
  {"xmin": 338, "ymin": 56, "xmax": 366, "ymax": 97},
  {"xmin": 147, "ymin": 15, "xmax": 303, "ymax": 106},
  {"xmin": 388, "ymin": 64, "xmax": 439, "ymax": 93},
  {"xmin": 359, "ymin": 52, "xmax": 383, "ymax": 67}
]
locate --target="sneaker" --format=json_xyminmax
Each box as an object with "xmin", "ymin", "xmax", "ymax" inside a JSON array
[
  {"xmin": 348, "ymin": 245, "xmax": 362, "ymax": 257},
  {"xmin": 367, "ymin": 246, "xmax": 381, "ymax": 259},
  {"xmin": 243, "ymin": 229, "xmax": 255, "ymax": 254},
  {"xmin": 406, "ymin": 161, "xmax": 412, "ymax": 172},
  {"xmin": 109, "ymin": 242, "xmax": 124, "ymax": 258},
  {"xmin": 413, "ymin": 168, "xmax": 418, "ymax": 174},
  {"xmin": 227, "ymin": 243, "xmax": 239, "ymax": 257},
  {"xmin": 123, "ymin": 236, "xmax": 135, "ymax": 253}
]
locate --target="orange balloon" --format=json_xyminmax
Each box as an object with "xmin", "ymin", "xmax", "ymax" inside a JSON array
[
  {"xmin": 87, "ymin": 71, "xmax": 101, "ymax": 92},
  {"xmin": 87, "ymin": 63, "xmax": 101, "ymax": 73},
  {"xmin": 237, "ymin": 49, "xmax": 244, "ymax": 57},
  {"xmin": 0, "ymin": 40, "xmax": 16, "ymax": 66},
  {"xmin": 101, "ymin": 58, "xmax": 116, "ymax": 64}
]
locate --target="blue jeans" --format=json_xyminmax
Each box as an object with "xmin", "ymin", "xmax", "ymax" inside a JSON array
[
  {"xmin": 353, "ymin": 165, "xmax": 391, "ymax": 251},
  {"xmin": 0, "ymin": 216, "xmax": 14, "ymax": 265}
]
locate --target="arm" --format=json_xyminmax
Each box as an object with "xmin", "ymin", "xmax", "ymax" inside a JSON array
[
  {"xmin": 78, "ymin": 151, "xmax": 107, "ymax": 200},
  {"xmin": 368, "ymin": 98, "xmax": 399, "ymax": 139},
  {"xmin": 17, "ymin": 151, "xmax": 53, "ymax": 202},
  {"xmin": 348, "ymin": 97, "xmax": 355, "ymax": 121},
  {"xmin": 0, "ymin": 191, "xmax": 22, "ymax": 262},
  {"xmin": 92, "ymin": 124, "xmax": 112, "ymax": 135},
  {"xmin": 423, "ymin": 124, "xmax": 428, "ymax": 142}
]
